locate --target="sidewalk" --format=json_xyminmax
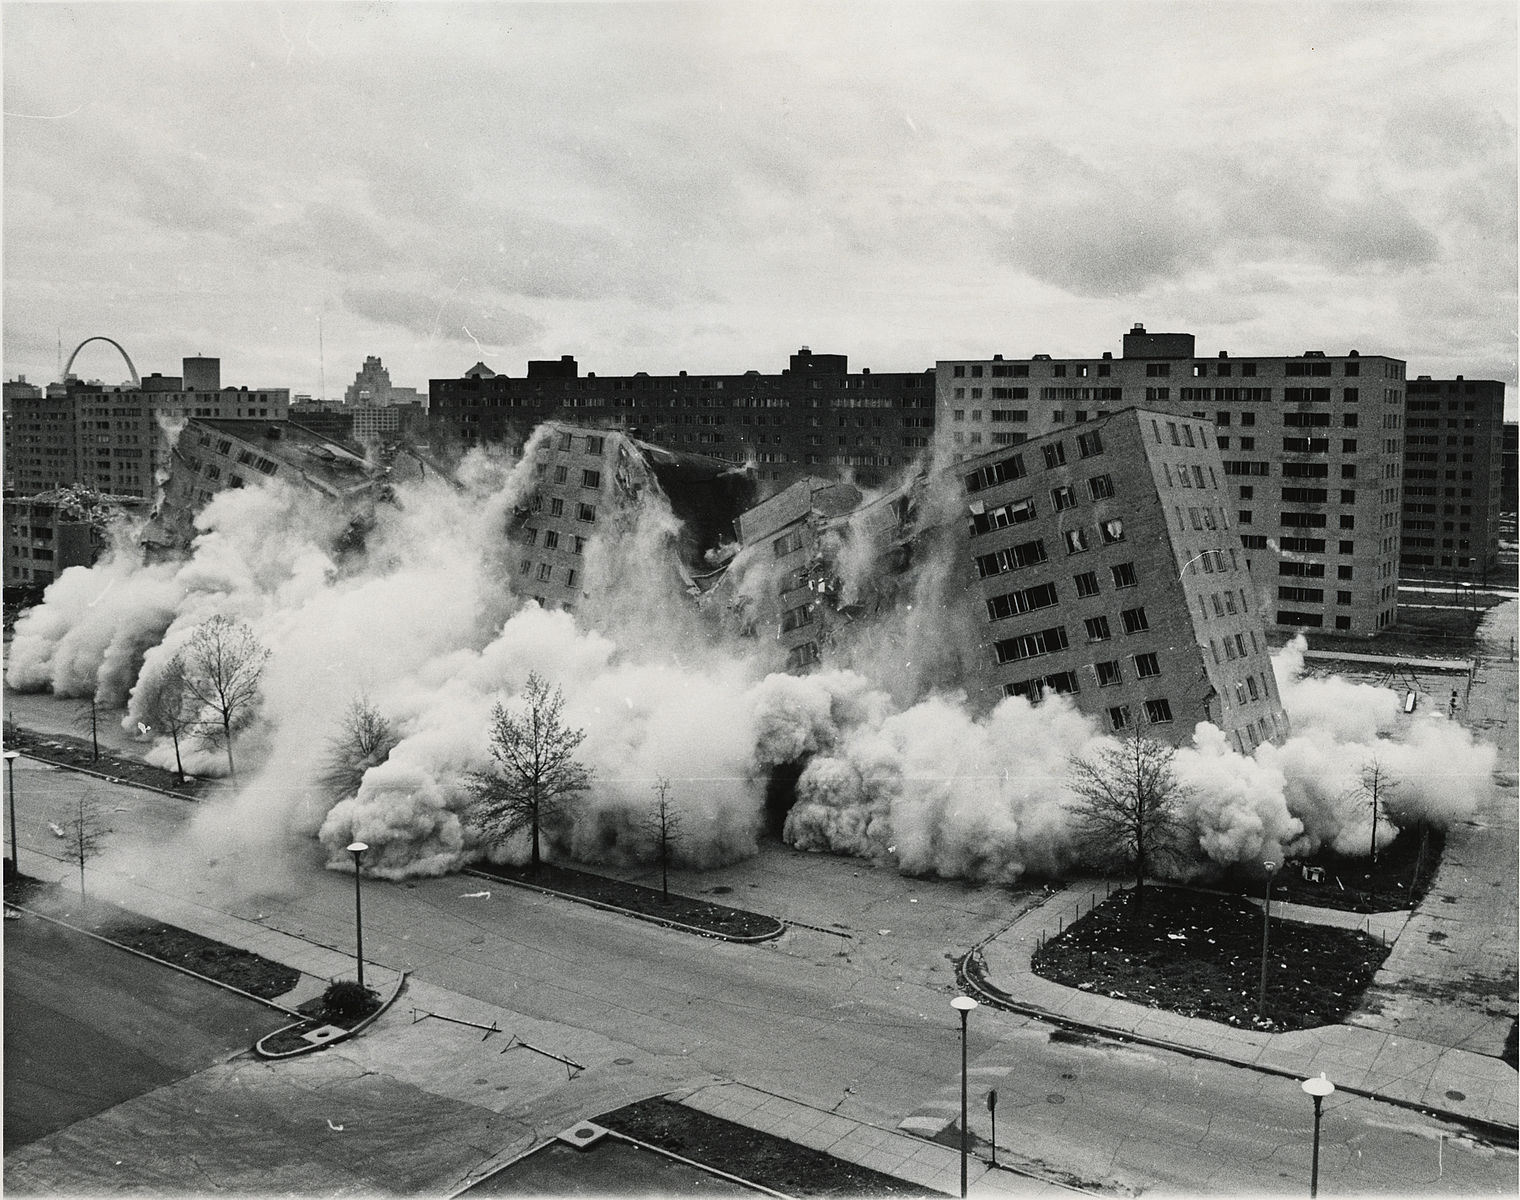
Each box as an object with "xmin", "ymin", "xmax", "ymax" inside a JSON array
[
  {"xmin": 972, "ymin": 880, "xmax": 1518, "ymax": 1136},
  {"xmin": 674, "ymin": 1080, "xmax": 1070, "ymax": 1197}
]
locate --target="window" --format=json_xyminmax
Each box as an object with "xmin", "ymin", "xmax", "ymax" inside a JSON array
[
  {"xmin": 1074, "ymin": 570, "xmax": 1100, "ymax": 597},
  {"xmin": 1143, "ymin": 698, "xmax": 1174, "ymax": 723},
  {"xmin": 786, "ymin": 642, "xmax": 820, "ymax": 670},
  {"xmin": 582, "ymin": 469, "xmax": 602, "ymax": 489},
  {"xmin": 1042, "ymin": 441, "xmax": 1067, "ymax": 468},
  {"xmin": 577, "ymin": 503, "xmax": 597, "ymax": 522},
  {"xmin": 1111, "ymin": 562, "xmax": 1137, "ymax": 589},
  {"xmin": 1087, "ymin": 474, "xmax": 1114, "ymax": 500},
  {"xmin": 549, "ymin": 497, "xmax": 565, "ymax": 517},
  {"xmin": 1120, "ymin": 607, "xmax": 1149, "ymax": 634},
  {"xmin": 1134, "ymin": 652, "xmax": 1160, "ymax": 678},
  {"xmin": 965, "ymin": 453, "xmax": 1026, "ymax": 492},
  {"xmin": 1096, "ymin": 660, "xmax": 1123, "ymax": 687},
  {"xmin": 986, "ymin": 581, "xmax": 1060, "ymax": 621},
  {"xmin": 1108, "ymin": 705, "xmax": 1132, "ymax": 731},
  {"xmin": 1065, "ymin": 528, "xmax": 1090, "ymax": 554},
  {"xmin": 537, "ymin": 562, "xmax": 553, "ymax": 581},
  {"xmin": 975, "ymin": 539, "xmax": 1047, "ymax": 578},
  {"xmin": 971, "ymin": 496, "xmax": 1037, "ymax": 534},
  {"xmin": 1051, "ymin": 485, "xmax": 1076, "ymax": 511},
  {"xmin": 565, "ymin": 568, "xmax": 578, "ymax": 588},
  {"xmin": 1084, "ymin": 615, "xmax": 1111, "ymax": 641},
  {"xmin": 1077, "ymin": 430, "xmax": 1104, "ymax": 457},
  {"xmin": 585, "ymin": 436, "xmax": 605, "ymax": 454},
  {"xmin": 558, "ymin": 432, "xmax": 574, "ymax": 451},
  {"xmin": 543, "ymin": 530, "xmax": 560, "ymax": 549},
  {"xmin": 554, "ymin": 465, "xmax": 569, "ymax": 483},
  {"xmin": 773, "ymin": 528, "xmax": 805, "ymax": 557},
  {"xmin": 780, "ymin": 603, "xmax": 815, "ymax": 633},
  {"xmin": 993, "ymin": 625, "xmax": 1069, "ymax": 664},
  {"xmin": 573, "ymin": 535, "xmax": 587, "ymax": 555},
  {"xmin": 1099, "ymin": 519, "xmax": 1125, "ymax": 544}
]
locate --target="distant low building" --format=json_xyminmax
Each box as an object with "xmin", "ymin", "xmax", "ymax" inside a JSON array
[{"xmin": 3, "ymin": 488, "xmax": 146, "ymax": 587}]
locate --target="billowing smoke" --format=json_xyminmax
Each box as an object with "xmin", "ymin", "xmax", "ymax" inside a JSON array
[{"xmin": 4, "ymin": 428, "xmax": 1499, "ymax": 893}]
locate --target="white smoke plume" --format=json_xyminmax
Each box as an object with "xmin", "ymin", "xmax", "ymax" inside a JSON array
[{"xmin": 3, "ymin": 429, "xmax": 1501, "ymax": 893}]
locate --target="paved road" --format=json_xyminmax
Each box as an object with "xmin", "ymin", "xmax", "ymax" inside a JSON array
[
  {"xmin": 3, "ymin": 913, "xmax": 287, "ymax": 1147},
  {"xmin": 4, "ymin": 753, "xmax": 1515, "ymax": 1195}
]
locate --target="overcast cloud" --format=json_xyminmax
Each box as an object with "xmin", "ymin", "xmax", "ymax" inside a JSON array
[{"xmin": 4, "ymin": 2, "xmax": 1514, "ymax": 408}]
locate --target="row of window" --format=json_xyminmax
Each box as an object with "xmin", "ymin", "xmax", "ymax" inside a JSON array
[
  {"xmin": 528, "ymin": 495, "xmax": 598, "ymax": 522},
  {"xmin": 519, "ymin": 559, "xmax": 579, "ymax": 587}
]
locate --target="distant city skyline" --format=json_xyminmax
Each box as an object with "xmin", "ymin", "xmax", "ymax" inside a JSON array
[{"xmin": 4, "ymin": 3, "xmax": 1515, "ymax": 413}]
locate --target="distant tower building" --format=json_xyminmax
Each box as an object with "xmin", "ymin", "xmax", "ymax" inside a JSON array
[
  {"xmin": 345, "ymin": 356, "xmax": 394, "ymax": 406},
  {"xmin": 183, "ymin": 357, "xmax": 220, "ymax": 392}
]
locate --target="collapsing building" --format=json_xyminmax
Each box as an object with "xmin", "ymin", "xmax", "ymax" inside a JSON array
[
  {"xmin": 708, "ymin": 407, "xmax": 1288, "ymax": 752},
  {"xmin": 951, "ymin": 407, "xmax": 1288, "ymax": 753},
  {"xmin": 507, "ymin": 422, "xmax": 757, "ymax": 613},
  {"xmin": 145, "ymin": 418, "xmax": 384, "ymax": 556}
]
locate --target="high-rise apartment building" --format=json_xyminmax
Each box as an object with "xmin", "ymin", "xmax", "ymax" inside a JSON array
[
  {"xmin": 935, "ymin": 326, "xmax": 1406, "ymax": 637},
  {"xmin": 711, "ymin": 406, "xmax": 1286, "ymax": 750},
  {"xmin": 3, "ymin": 358, "xmax": 289, "ymax": 500},
  {"xmin": 431, "ymin": 348, "xmax": 936, "ymax": 493},
  {"xmin": 1401, "ymin": 376, "xmax": 1506, "ymax": 579},
  {"xmin": 950, "ymin": 408, "xmax": 1287, "ymax": 750}
]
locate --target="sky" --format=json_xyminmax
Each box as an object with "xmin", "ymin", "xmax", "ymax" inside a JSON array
[{"xmin": 3, "ymin": 2, "xmax": 1515, "ymax": 413}]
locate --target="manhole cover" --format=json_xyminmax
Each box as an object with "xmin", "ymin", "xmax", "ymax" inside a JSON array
[
  {"xmin": 1446, "ymin": 1089, "xmax": 1466, "ymax": 1101},
  {"xmin": 613, "ymin": 1057, "xmax": 634, "ymax": 1065},
  {"xmin": 1046, "ymin": 1093, "xmax": 1066, "ymax": 1105}
]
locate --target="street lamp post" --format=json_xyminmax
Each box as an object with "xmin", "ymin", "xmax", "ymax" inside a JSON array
[
  {"xmin": 1258, "ymin": 860, "xmax": 1277, "ymax": 1020},
  {"xmin": 950, "ymin": 995, "xmax": 978, "ymax": 1197},
  {"xmin": 1301, "ymin": 1073, "xmax": 1335, "ymax": 1196},
  {"xmin": 5, "ymin": 750, "xmax": 20, "ymax": 877},
  {"xmin": 346, "ymin": 841, "xmax": 369, "ymax": 991}
]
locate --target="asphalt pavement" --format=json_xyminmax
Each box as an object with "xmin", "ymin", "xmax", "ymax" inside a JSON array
[{"xmin": 3, "ymin": 607, "xmax": 1517, "ymax": 1195}]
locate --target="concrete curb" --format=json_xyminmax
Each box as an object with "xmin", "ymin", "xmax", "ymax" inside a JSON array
[
  {"xmin": 3, "ymin": 740, "xmax": 209, "ymax": 803},
  {"xmin": 462, "ymin": 867, "xmax": 785, "ymax": 944},
  {"xmin": 253, "ymin": 971, "xmax": 410, "ymax": 1059},
  {"xmin": 954, "ymin": 947, "xmax": 1519, "ymax": 1149},
  {"xmin": 3, "ymin": 900, "xmax": 305, "ymax": 1018}
]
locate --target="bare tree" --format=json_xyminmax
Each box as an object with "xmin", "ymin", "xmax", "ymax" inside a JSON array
[
  {"xmin": 1346, "ymin": 757, "xmax": 1399, "ymax": 864},
  {"xmin": 138, "ymin": 652, "xmax": 196, "ymax": 783},
  {"xmin": 645, "ymin": 777, "xmax": 684, "ymax": 901},
  {"xmin": 1066, "ymin": 726, "xmax": 1191, "ymax": 911},
  {"xmin": 65, "ymin": 789, "xmax": 109, "ymax": 897},
  {"xmin": 181, "ymin": 615, "xmax": 270, "ymax": 779},
  {"xmin": 73, "ymin": 696, "xmax": 101, "ymax": 761},
  {"xmin": 319, "ymin": 694, "xmax": 399, "ymax": 800},
  {"xmin": 469, "ymin": 672, "xmax": 591, "ymax": 875}
]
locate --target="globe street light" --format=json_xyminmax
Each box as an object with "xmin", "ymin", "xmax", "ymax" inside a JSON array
[
  {"xmin": 1258, "ymin": 860, "xmax": 1278, "ymax": 1020},
  {"xmin": 5, "ymin": 750, "xmax": 20, "ymax": 877},
  {"xmin": 346, "ymin": 841, "xmax": 369, "ymax": 991},
  {"xmin": 1301, "ymin": 1073, "xmax": 1335, "ymax": 1196},
  {"xmin": 950, "ymin": 995, "xmax": 978, "ymax": 1197}
]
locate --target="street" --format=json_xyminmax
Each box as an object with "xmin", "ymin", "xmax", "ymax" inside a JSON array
[{"xmin": 3, "ymin": 745, "xmax": 1516, "ymax": 1194}]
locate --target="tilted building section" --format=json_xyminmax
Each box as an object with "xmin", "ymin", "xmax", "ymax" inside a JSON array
[
  {"xmin": 935, "ymin": 326, "xmax": 1407, "ymax": 638},
  {"xmin": 949, "ymin": 408, "xmax": 1288, "ymax": 752},
  {"xmin": 507, "ymin": 422, "xmax": 757, "ymax": 614}
]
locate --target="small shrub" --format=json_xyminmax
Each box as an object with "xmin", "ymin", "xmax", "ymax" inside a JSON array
[{"xmin": 322, "ymin": 979, "xmax": 378, "ymax": 1019}]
